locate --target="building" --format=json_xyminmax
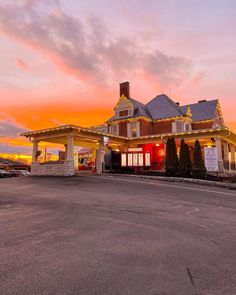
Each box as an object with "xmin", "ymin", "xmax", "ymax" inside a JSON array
[
  {"xmin": 0, "ymin": 157, "xmax": 30, "ymax": 171},
  {"xmin": 21, "ymin": 82, "xmax": 236, "ymax": 176}
]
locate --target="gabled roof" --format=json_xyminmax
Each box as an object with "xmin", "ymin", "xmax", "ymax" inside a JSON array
[
  {"xmin": 180, "ymin": 99, "xmax": 218, "ymax": 121},
  {"xmin": 146, "ymin": 94, "xmax": 184, "ymax": 120},
  {"xmin": 129, "ymin": 98, "xmax": 152, "ymax": 118},
  {"xmin": 107, "ymin": 97, "xmax": 152, "ymax": 122}
]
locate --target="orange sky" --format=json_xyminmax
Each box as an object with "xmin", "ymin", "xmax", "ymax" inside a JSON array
[{"xmin": 0, "ymin": 0, "xmax": 236, "ymax": 161}]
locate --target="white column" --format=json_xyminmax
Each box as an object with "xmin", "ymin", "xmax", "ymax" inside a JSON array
[
  {"xmin": 215, "ymin": 137, "xmax": 223, "ymax": 172},
  {"xmin": 67, "ymin": 135, "xmax": 74, "ymax": 161},
  {"xmin": 230, "ymin": 144, "xmax": 235, "ymax": 172},
  {"xmin": 64, "ymin": 144, "xmax": 68, "ymax": 159},
  {"xmin": 32, "ymin": 140, "xmax": 39, "ymax": 162},
  {"xmin": 223, "ymin": 141, "xmax": 229, "ymax": 172},
  {"xmin": 96, "ymin": 141, "xmax": 104, "ymax": 174}
]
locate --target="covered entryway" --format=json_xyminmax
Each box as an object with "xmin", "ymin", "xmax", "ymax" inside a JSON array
[{"xmin": 21, "ymin": 125, "xmax": 126, "ymax": 176}]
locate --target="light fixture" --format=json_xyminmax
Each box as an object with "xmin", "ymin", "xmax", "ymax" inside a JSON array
[{"xmin": 156, "ymin": 143, "xmax": 160, "ymax": 147}]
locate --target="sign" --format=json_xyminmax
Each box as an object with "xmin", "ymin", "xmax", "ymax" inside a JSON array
[
  {"xmin": 204, "ymin": 147, "xmax": 219, "ymax": 172},
  {"xmin": 158, "ymin": 149, "xmax": 165, "ymax": 157},
  {"xmin": 103, "ymin": 136, "xmax": 109, "ymax": 146},
  {"xmin": 128, "ymin": 147, "xmax": 143, "ymax": 152}
]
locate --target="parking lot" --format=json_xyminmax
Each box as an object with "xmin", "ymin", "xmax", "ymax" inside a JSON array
[{"xmin": 0, "ymin": 175, "xmax": 236, "ymax": 295}]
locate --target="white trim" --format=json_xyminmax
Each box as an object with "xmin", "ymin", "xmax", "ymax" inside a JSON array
[{"xmin": 127, "ymin": 123, "xmax": 131, "ymax": 138}]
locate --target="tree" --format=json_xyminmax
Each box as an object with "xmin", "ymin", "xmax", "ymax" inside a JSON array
[
  {"xmin": 179, "ymin": 139, "xmax": 192, "ymax": 177},
  {"xmin": 165, "ymin": 137, "xmax": 178, "ymax": 176},
  {"xmin": 193, "ymin": 139, "xmax": 207, "ymax": 179}
]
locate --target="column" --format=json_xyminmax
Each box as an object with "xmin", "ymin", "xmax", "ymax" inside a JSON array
[
  {"xmin": 64, "ymin": 144, "xmax": 68, "ymax": 159},
  {"xmin": 215, "ymin": 137, "xmax": 223, "ymax": 172},
  {"xmin": 65, "ymin": 135, "xmax": 75, "ymax": 176},
  {"xmin": 66, "ymin": 135, "xmax": 74, "ymax": 161},
  {"xmin": 96, "ymin": 141, "xmax": 104, "ymax": 174},
  {"xmin": 32, "ymin": 140, "xmax": 39, "ymax": 162},
  {"xmin": 230, "ymin": 144, "xmax": 236, "ymax": 172},
  {"xmin": 223, "ymin": 140, "xmax": 229, "ymax": 171}
]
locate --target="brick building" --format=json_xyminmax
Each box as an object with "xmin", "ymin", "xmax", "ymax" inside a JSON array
[{"xmin": 22, "ymin": 81, "xmax": 236, "ymax": 176}]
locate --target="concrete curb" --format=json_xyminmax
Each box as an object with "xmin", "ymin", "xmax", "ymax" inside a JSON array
[{"xmin": 110, "ymin": 173, "xmax": 236, "ymax": 190}]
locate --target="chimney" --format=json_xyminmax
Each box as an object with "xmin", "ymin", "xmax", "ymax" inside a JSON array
[
  {"xmin": 176, "ymin": 102, "xmax": 180, "ymax": 106},
  {"xmin": 120, "ymin": 81, "xmax": 130, "ymax": 99},
  {"xmin": 198, "ymin": 99, "xmax": 207, "ymax": 103}
]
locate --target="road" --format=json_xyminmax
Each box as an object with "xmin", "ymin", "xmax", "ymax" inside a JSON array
[{"xmin": 0, "ymin": 175, "xmax": 235, "ymax": 295}]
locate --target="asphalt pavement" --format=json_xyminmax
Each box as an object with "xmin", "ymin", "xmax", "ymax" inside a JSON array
[{"xmin": 0, "ymin": 175, "xmax": 235, "ymax": 295}]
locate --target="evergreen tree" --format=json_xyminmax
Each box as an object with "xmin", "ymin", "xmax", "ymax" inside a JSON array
[
  {"xmin": 165, "ymin": 137, "xmax": 178, "ymax": 176},
  {"xmin": 193, "ymin": 139, "xmax": 207, "ymax": 179},
  {"xmin": 178, "ymin": 139, "xmax": 192, "ymax": 177}
]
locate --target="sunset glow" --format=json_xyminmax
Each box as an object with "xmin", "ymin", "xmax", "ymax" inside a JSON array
[{"xmin": 1, "ymin": 0, "xmax": 236, "ymax": 161}]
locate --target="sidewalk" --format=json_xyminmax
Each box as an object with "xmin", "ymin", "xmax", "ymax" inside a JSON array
[{"xmin": 111, "ymin": 173, "xmax": 236, "ymax": 190}]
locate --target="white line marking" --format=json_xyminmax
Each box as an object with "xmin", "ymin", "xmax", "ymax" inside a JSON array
[{"xmin": 95, "ymin": 176, "xmax": 236, "ymax": 197}]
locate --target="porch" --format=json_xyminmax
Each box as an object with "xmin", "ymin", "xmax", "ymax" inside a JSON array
[{"xmin": 21, "ymin": 125, "xmax": 126, "ymax": 176}]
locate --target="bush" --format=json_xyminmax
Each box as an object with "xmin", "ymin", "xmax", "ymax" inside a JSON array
[
  {"xmin": 165, "ymin": 137, "xmax": 178, "ymax": 176},
  {"xmin": 193, "ymin": 139, "xmax": 207, "ymax": 179},
  {"xmin": 179, "ymin": 139, "xmax": 192, "ymax": 177}
]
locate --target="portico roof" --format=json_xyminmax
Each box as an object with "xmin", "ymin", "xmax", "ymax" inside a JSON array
[
  {"xmin": 21, "ymin": 125, "xmax": 236, "ymax": 146},
  {"xmin": 21, "ymin": 124, "xmax": 126, "ymax": 140},
  {"xmin": 21, "ymin": 124, "xmax": 127, "ymax": 148}
]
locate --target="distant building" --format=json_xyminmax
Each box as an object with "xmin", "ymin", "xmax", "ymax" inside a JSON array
[{"xmin": 0, "ymin": 157, "xmax": 30, "ymax": 171}]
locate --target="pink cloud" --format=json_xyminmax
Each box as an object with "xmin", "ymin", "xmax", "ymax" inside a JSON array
[
  {"xmin": 0, "ymin": 1, "xmax": 193, "ymax": 88},
  {"xmin": 16, "ymin": 58, "xmax": 31, "ymax": 71}
]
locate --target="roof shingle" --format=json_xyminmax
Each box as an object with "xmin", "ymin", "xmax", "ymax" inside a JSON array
[
  {"xmin": 146, "ymin": 94, "xmax": 183, "ymax": 120},
  {"xmin": 180, "ymin": 99, "xmax": 218, "ymax": 121}
]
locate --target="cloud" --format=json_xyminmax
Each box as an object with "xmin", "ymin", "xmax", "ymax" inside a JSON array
[
  {"xmin": 0, "ymin": 120, "xmax": 28, "ymax": 138},
  {"xmin": 0, "ymin": 142, "xmax": 31, "ymax": 155},
  {"xmin": 0, "ymin": 1, "xmax": 192, "ymax": 87},
  {"xmin": 16, "ymin": 58, "xmax": 31, "ymax": 71}
]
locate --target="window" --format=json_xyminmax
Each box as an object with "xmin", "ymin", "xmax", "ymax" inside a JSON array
[
  {"xmin": 174, "ymin": 120, "xmax": 184, "ymax": 133},
  {"xmin": 184, "ymin": 122, "xmax": 192, "ymax": 131},
  {"xmin": 119, "ymin": 110, "xmax": 129, "ymax": 117},
  {"xmin": 131, "ymin": 122, "xmax": 137, "ymax": 137},
  {"xmin": 121, "ymin": 154, "xmax": 127, "ymax": 167},
  {"xmin": 110, "ymin": 125, "xmax": 118, "ymax": 135}
]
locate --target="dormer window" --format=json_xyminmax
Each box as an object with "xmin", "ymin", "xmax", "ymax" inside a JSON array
[{"xmin": 119, "ymin": 110, "xmax": 129, "ymax": 117}]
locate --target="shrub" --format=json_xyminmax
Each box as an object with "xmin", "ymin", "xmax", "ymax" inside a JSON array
[
  {"xmin": 165, "ymin": 137, "xmax": 178, "ymax": 176},
  {"xmin": 193, "ymin": 139, "xmax": 207, "ymax": 179},
  {"xmin": 179, "ymin": 139, "xmax": 192, "ymax": 177}
]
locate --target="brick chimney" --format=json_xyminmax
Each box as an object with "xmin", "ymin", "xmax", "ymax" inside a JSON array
[{"xmin": 120, "ymin": 81, "xmax": 130, "ymax": 99}]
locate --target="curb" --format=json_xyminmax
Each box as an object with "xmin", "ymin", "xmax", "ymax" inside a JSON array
[{"xmin": 110, "ymin": 173, "xmax": 236, "ymax": 190}]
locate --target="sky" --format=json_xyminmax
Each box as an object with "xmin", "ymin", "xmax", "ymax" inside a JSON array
[{"xmin": 0, "ymin": 0, "xmax": 236, "ymax": 160}]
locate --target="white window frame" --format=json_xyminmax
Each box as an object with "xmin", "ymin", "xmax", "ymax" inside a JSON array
[
  {"xmin": 184, "ymin": 122, "xmax": 192, "ymax": 132},
  {"xmin": 175, "ymin": 120, "xmax": 184, "ymax": 133},
  {"xmin": 129, "ymin": 121, "xmax": 140, "ymax": 138},
  {"xmin": 109, "ymin": 125, "xmax": 119, "ymax": 135}
]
